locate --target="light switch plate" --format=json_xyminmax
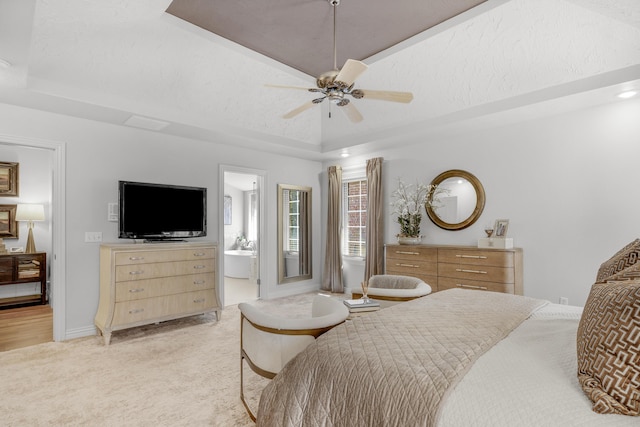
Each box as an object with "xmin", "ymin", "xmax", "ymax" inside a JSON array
[{"xmin": 108, "ymin": 203, "xmax": 118, "ymax": 222}]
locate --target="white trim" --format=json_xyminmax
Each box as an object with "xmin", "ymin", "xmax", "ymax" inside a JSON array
[
  {"xmin": 64, "ymin": 325, "xmax": 96, "ymax": 340},
  {"xmin": 0, "ymin": 134, "xmax": 66, "ymax": 341}
]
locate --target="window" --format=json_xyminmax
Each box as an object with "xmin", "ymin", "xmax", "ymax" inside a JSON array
[
  {"xmin": 343, "ymin": 179, "xmax": 367, "ymax": 257},
  {"xmin": 286, "ymin": 190, "xmax": 299, "ymax": 252}
]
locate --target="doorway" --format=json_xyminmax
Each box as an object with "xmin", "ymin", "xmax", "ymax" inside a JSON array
[
  {"xmin": 220, "ymin": 166, "xmax": 265, "ymax": 307},
  {"xmin": 0, "ymin": 135, "xmax": 66, "ymax": 342}
]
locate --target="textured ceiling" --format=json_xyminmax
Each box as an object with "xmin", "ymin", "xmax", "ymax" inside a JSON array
[
  {"xmin": 0, "ymin": 0, "xmax": 639, "ymax": 160},
  {"xmin": 166, "ymin": 0, "xmax": 487, "ymax": 77}
]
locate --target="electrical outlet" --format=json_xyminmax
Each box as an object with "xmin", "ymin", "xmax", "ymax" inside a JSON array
[
  {"xmin": 85, "ymin": 232, "xmax": 103, "ymax": 243},
  {"xmin": 559, "ymin": 297, "xmax": 569, "ymax": 305}
]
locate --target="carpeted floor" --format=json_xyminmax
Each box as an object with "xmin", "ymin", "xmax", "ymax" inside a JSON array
[{"xmin": 0, "ymin": 291, "xmax": 332, "ymax": 426}]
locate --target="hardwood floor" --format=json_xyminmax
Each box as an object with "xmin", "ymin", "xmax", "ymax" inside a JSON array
[{"xmin": 0, "ymin": 305, "xmax": 53, "ymax": 352}]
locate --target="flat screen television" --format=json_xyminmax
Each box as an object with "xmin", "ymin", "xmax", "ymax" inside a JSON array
[{"xmin": 119, "ymin": 180, "xmax": 207, "ymax": 240}]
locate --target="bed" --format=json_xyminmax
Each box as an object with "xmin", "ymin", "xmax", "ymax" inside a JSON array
[{"xmin": 256, "ymin": 287, "xmax": 639, "ymax": 426}]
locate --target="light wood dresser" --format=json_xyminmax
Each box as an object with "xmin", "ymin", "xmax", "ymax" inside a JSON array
[
  {"xmin": 95, "ymin": 242, "xmax": 220, "ymax": 345},
  {"xmin": 385, "ymin": 244, "xmax": 523, "ymax": 295}
]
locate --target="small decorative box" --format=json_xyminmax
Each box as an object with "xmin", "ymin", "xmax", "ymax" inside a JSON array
[{"xmin": 478, "ymin": 237, "xmax": 513, "ymax": 249}]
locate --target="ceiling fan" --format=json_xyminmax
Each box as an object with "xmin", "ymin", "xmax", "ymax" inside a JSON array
[{"xmin": 267, "ymin": 0, "xmax": 414, "ymax": 123}]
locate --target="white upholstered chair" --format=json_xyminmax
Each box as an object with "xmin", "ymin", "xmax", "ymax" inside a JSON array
[
  {"xmin": 239, "ymin": 295, "xmax": 349, "ymax": 421},
  {"xmin": 352, "ymin": 274, "xmax": 432, "ymax": 303}
]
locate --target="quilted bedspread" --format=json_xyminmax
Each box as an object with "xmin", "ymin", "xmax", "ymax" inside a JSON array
[{"xmin": 257, "ymin": 289, "xmax": 546, "ymax": 426}]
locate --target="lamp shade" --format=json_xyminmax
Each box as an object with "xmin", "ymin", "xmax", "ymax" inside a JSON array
[{"xmin": 15, "ymin": 204, "xmax": 45, "ymax": 222}]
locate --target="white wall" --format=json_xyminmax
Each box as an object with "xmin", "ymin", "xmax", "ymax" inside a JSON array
[
  {"xmin": 223, "ymin": 184, "xmax": 244, "ymax": 251},
  {"xmin": 1, "ymin": 96, "xmax": 637, "ymax": 336},
  {"xmin": 325, "ymin": 98, "xmax": 640, "ymax": 307},
  {"xmin": 0, "ymin": 103, "xmax": 323, "ymax": 339}
]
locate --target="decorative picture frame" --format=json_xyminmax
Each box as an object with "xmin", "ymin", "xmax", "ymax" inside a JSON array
[
  {"xmin": 0, "ymin": 204, "xmax": 19, "ymax": 238},
  {"xmin": 223, "ymin": 195, "xmax": 232, "ymax": 225},
  {"xmin": 0, "ymin": 162, "xmax": 19, "ymax": 197},
  {"xmin": 494, "ymin": 219, "xmax": 510, "ymax": 238}
]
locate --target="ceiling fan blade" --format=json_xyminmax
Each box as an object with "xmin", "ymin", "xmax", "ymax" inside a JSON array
[
  {"xmin": 265, "ymin": 84, "xmax": 313, "ymax": 91},
  {"xmin": 283, "ymin": 101, "xmax": 316, "ymax": 119},
  {"xmin": 359, "ymin": 89, "xmax": 414, "ymax": 103},
  {"xmin": 341, "ymin": 102, "xmax": 363, "ymax": 123},
  {"xmin": 335, "ymin": 59, "xmax": 368, "ymax": 86}
]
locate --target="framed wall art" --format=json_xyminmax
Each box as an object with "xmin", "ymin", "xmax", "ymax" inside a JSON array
[
  {"xmin": 0, "ymin": 204, "xmax": 19, "ymax": 238},
  {"xmin": 494, "ymin": 219, "xmax": 510, "ymax": 238},
  {"xmin": 0, "ymin": 162, "xmax": 19, "ymax": 197}
]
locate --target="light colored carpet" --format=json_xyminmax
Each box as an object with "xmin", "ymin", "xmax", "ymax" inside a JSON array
[
  {"xmin": 0, "ymin": 291, "xmax": 335, "ymax": 426},
  {"xmin": 224, "ymin": 277, "xmax": 259, "ymax": 307}
]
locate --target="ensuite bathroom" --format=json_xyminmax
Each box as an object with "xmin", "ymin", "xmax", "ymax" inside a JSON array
[{"xmin": 223, "ymin": 172, "xmax": 260, "ymax": 306}]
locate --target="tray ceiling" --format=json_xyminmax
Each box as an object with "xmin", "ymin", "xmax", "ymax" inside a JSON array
[{"xmin": 166, "ymin": 0, "xmax": 487, "ymax": 77}]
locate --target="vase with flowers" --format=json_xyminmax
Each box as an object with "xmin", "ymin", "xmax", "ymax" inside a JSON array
[{"xmin": 390, "ymin": 178, "xmax": 444, "ymax": 244}]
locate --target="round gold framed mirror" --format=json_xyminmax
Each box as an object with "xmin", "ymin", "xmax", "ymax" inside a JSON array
[{"xmin": 426, "ymin": 169, "xmax": 485, "ymax": 230}]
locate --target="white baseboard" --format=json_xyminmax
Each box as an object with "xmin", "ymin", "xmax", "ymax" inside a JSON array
[{"xmin": 64, "ymin": 325, "xmax": 97, "ymax": 341}]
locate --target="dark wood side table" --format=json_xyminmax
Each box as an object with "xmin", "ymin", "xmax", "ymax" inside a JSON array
[{"xmin": 0, "ymin": 252, "xmax": 47, "ymax": 309}]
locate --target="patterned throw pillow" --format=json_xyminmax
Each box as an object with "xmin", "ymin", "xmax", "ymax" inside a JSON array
[
  {"xmin": 595, "ymin": 239, "xmax": 640, "ymax": 283},
  {"xmin": 606, "ymin": 263, "xmax": 640, "ymax": 282},
  {"xmin": 577, "ymin": 280, "xmax": 640, "ymax": 415}
]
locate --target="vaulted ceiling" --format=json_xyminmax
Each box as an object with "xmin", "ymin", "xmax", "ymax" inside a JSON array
[{"xmin": 0, "ymin": 0, "xmax": 639, "ymax": 160}]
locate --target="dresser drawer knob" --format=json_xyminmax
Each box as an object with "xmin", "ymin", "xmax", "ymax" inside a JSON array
[
  {"xmin": 129, "ymin": 308, "xmax": 144, "ymax": 314},
  {"xmin": 193, "ymin": 298, "xmax": 205, "ymax": 303},
  {"xmin": 193, "ymin": 280, "xmax": 206, "ymax": 285},
  {"xmin": 129, "ymin": 270, "xmax": 145, "ymax": 275},
  {"xmin": 456, "ymin": 268, "xmax": 487, "ymax": 274},
  {"xmin": 193, "ymin": 252, "xmax": 206, "ymax": 257},
  {"xmin": 193, "ymin": 265, "xmax": 206, "ymax": 270},
  {"xmin": 128, "ymin": 256, "xmax": 145, "ymax": 261},
  {"xmin": 456, "ymin": 254, "xmax": 487, "ymax": 259},
  {"xmin": 396, "ymin": 251, "xmax": 420, "ymax": 255},
  {"xmin": 129, "ymin": 288, "xmax": 145, "ymax": 293},
  {"xmin": 457, "ymin": 284, "xmax": 488, "ymax": 290},
  {"xmin": 397, "ymin": 263, "xmax": 419, "ymax": 268}
]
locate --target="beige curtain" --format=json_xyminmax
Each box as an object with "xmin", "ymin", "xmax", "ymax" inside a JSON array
[
  {"xmin": 364, "ymin": 157, "xmax": 383, "ymax": 282},
  {"xmin": 322, "ymin": 166, "xmax": 343, "ymax": 292}
]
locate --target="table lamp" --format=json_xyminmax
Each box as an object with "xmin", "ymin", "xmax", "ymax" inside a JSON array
[{"xmin": 15, "ymin": 203, "xmax": 45, "ymax": 253}]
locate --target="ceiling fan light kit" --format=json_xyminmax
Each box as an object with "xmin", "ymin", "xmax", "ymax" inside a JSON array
[{"xmin": 268, "ymin": 0, "xmax": 414, "ymax": 123}]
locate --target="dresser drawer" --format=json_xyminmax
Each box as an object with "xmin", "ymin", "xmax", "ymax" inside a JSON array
[
  {"xmin": 115, "ymin": 259, "xmax": 215, "ymax": 282},
  {"xmin": 386, "ymin": 245, "xmax": 438, "ymax": 263},
  {"xmin": 0, "ymin": 258, "xmax": 13, "ymax": 283},
  {"xmin": 438, "ymin": 276, "xmax": 515, "ymax": 294},
  {"xmin": 385, "ymin": 259, "xmax": 437, "ymax": 278},
  {"xmin": 115, "ymin": 273, "xmax": 215, "ymax": 302},
  {"xmin": 114, "ymin": 247, "xmax": 215, "ymax": 266},
  {"xmin": 112, "ymin": 289, "xmax": 217, "ymax": 326},
  {"xmin": 438, "ymin": 248, "xmax": 513, "ymax": 267},
  {"xmin": 438, "ymin": 262, "xmax": 514, "ymax": 283}
]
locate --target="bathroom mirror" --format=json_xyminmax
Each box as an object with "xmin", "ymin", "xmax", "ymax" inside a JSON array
[
  {"xmin": 277, "ymin": 184, "xmax": 312, "ymax": 284},
  {"xmin": 426, "ymin": 169, "xmax": 485, "ymax": 230}
]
